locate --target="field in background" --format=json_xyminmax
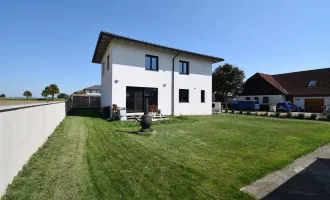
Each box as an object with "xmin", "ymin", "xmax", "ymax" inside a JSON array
[
  {"xmin": 0, "ymin": 98, "xmax": 66, "ymax": 106},
  {"xmin": 2, "ymin": 110, "xmax": 330, "ymax": 199}
]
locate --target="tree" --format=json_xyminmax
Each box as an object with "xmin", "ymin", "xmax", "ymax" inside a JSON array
[
  {"xmin": 0, "ymin": 94, "xmax": 5, "ymax": 98},
  {"xmin": 57, "ymin": 93, "xmax": 69, "ymax": 100},
  {"xmin": 48, "ymin": 84, "xmax": 60, "ymax": 100},
  {"xmin": 41, "ymin": 86, "xmax": 50, "ymax": 100},
  {"xmin": 73, "ymin": 90, "xmax": 84, "ymax": 94},
  {"xmin": 212, "ymin": 63, "xmax": 245, "ymax": 108},
  {"xmin": 23, "ymin": 91, "xmax": 32, "ymax": 98}
]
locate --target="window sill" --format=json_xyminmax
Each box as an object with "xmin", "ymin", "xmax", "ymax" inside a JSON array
[
  {"xmin": 145, "ymin": 68, "xmax": 159, "ymax": 72},
  {"xmin": 179, "ymin": 73, "xmax": 189, "ymax": 75}
]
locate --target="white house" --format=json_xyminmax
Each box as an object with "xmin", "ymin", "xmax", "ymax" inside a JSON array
[
  {"xmin": 83, "ymin": 85, "xmax": 101, "ymax": 95},
  {"xmin": 92, "ymin": 31, "xmax": 224, "ymax": 116}
]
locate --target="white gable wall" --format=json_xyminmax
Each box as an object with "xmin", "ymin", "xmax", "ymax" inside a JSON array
[{"xmin": 104, "ymin": 39, "xmax": 213, "ymax": 115}]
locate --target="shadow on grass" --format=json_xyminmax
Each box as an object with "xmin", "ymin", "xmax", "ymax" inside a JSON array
[
  {"xmin": 262, "ymin": 158, "xmax": 330, "ymax": 200},
  {"xmin": 68, "ymin": 108, "xmax": 101, "ymax": 118}
]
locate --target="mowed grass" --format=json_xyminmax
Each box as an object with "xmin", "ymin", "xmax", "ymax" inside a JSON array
[{"xmin": 3, "ymin": 110, "xmax": 330, "ymax": 200}]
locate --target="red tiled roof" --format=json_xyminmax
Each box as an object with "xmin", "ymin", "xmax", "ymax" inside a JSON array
[
  {"xmin": 258, "ymin": 73, "xmax": 289, "ymax": 94},
  {"xmin": 255, "ymin": 68, "xmax": 330, "ymax": 95},
  {"xmin": 272, "ymin": 68, "xmax": 330, "ymax": 95}
]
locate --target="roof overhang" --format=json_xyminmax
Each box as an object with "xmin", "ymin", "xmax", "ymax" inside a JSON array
[{"xmin": 92, "ymin": 31, "xmax": 224, "ymax": 64}]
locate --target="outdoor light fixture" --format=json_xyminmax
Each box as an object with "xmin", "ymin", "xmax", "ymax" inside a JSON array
[{"xmin": 163, "ymin": 84, "xmax": 167, "ymax": 87}]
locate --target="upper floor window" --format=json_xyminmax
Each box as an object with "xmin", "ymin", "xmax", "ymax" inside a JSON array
[
  {"xmin": 263, "ymin": 97, "xmax": 269, "ymax": 103},
  {"xmin": 179, "ymin": 61, "xmax": 189, "ymax": 74},
  {"xmin": 102, "ymin": 62, "xmax": 105, "ymax": 75},
  {"xmin": 145, "ymin": 55, "xmax": 158, "ymax": 71},
  {"xmin": 308, "ymin": 80, "xmax": 316, "ymax": 87},
  {"xmin": 89, "ymin": 89, "xmax": 92, "ymax": 93},
  {"xmin": 254, "ymin": 97, "xmax": 259, "ymax": 101},
  {"xmin": 107, "ymin": 55, "xmax": 110, "ymax": 71},
  {"xmin": 179, "ymin": 89, "xmax": 189, "ymax": 103},
  {"xmin": 245, "ymin": 97, "xmax": 250, "ymax": 100}
]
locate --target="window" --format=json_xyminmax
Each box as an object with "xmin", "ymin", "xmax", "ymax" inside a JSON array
[
  {"xmin": 245, "ymin": 97, "xmax": 250, "ymax": 100},
  {"xmin": 179, "ymin": 61, "xmax": 189, "ymax": 74},
  {"xmin": 263, "ymin": 97, "xmax": 269, "ymax": 104},
  {"xmin": 308, "ymin": 80, "xmax": 316, "ymax": 87},
  {"xmin": 201, "ymin": 90, "xmax": 205, "ymax": 103},
  {"xmin": 145, "ymin": 55, "xmax": 158, "ymax": 70},
  {"xmin": 89, "ymin": 89, "xmax": 92, "ymax": 93},
  {"xmin": 179, "ymin": 89, "xmax": 189, "ymax": 103},
  {"xmin": 107, "ymin": 55, "xmax": 110, "ymax": 71},
  {"xmin": 102, "ymin": 62, "xmax": 105, "ymax": 75},
  {"xmin": 254, "ymin": 97, "xmax": 259, "ymax": 101}
]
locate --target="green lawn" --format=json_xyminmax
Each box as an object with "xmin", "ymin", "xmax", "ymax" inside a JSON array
[{"xmin": 3, "ymin": 110, "xmax": 330, "ymax": 200}]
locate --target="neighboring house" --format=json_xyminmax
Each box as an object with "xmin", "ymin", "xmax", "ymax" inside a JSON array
[
  {"xmin": 237, "ymin": 68, "xmax": 330, "ymax": 112},
  {"xmin": 83, "ymin": 85, "xmax": 101, "ymax": 95},
  {"xmin": 92, "ymin": 31, "xmax": 224, "ymax": 116}
]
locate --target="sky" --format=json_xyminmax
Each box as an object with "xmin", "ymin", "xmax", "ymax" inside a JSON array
[{"xmin": 1, "ymin": 0, "xmax": 330, "ymax": 97}]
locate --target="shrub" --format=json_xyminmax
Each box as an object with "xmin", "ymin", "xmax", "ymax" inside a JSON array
[
  {"xmin": 286, "ymin": 111, "xmax": 292, "ymax": 119},
  {"xmin": 310, "ymin": 114, "xmax": 317, "ymax": 120},
  {"xmin": 327, "ymin": 114, "xmax": 330, "ymax": 121},
  {"xmin": 225, "ymin": 108, "xmax": 228, "ymax": 113},
  {"xmin": 239, "ymin": 110, "xmax": 243, "ymax": 114},
  {"xmin": 296, "ymin": 113, "xmax": 305, "ymax": 119},
  {"xmin": 231, "ymin": 109, "xmax": 235, "ymax": 114},
  {"xmin": 275, "ymin": 112, "xmax": 280, "ymax": 118},
  {"xmin": 265, "ymin": 112, "xmax": 268, "ymax": 116},
  {"xmin": 246, "ymin": 111, "xmax": 251, "ymax": 115}
]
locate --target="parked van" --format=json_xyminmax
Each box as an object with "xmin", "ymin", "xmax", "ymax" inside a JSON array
[{"xmin": 231, "ymin": 100, "xmax": 260, "ymax": 111}]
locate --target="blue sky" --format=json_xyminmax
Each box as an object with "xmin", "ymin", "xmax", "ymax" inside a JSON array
[{"xmin": 1, "ymin": 0, "xmax": 330, "ymax": 97}]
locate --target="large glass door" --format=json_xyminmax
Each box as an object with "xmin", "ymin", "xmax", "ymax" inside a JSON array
[{"xmin": 126, "ymin": 87, "xmax": 158, "ymax": 113}]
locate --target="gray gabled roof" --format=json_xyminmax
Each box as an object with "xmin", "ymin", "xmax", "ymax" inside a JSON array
[
  {"xmin": 83, "ymin": 85, "xmax": 101, "ymax": 90},
  {"xmin": 92, "ymin": 31, "xmax": 224, "ymax": 64}
]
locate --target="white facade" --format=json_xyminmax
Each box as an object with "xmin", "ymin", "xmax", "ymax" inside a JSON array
[
  {"xmin": 100, "ymin": 40, "xmax": 213, "ymax": 115},
  {"xmin": 293, "ymin": 96, "xmax": 330, "ymax": 110},
  {"xmin": 236, "ymin": 95, "xmax": 286, "ymax": 110},
  {"xmin": 84, "ymin": 89, "xmax": 101, "ymax": 95}
]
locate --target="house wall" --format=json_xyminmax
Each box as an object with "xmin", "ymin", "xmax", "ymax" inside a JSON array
[
  {"xmin": 105, "ymin": 40, "xmax": 213, "ymax": 115},
  {"xmin": 0, "ymin": 102, "xmax": 70, "ymax": 197},
  {"xmin": 84, "ymin": 89, "xmax": 101, "ymax": 94},
  {"xmin": 293, "ymin": 96, "xmax": 330, "ymax": 110},
  {"xmin": 236, "ymin": 95, "xmax": 286, "ymax": 110},
  {"xmin": 101, "ymin": 42, "xmax": 113, "ymax": 110}
]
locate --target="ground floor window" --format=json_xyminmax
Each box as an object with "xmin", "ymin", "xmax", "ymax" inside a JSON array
[
  {"xmin": 263, "ymin": 97, "xmax": 269, "ymax": 103},
  {"xmin": 201, "ymin": 90, "xmax": 205, "ymax": 103},
  {"xmin": 254, "ymin": 97, "xmax": 259, "ymax": 101},
  {"xmin": 245, "ymin": 97, "xmax": 250, "ymax": 100},
  {"xmin": 179, "ymin": 89, "xmax": 189, "ymax": 103}
]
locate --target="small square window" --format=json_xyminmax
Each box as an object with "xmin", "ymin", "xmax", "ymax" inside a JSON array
[
  {"xmin": 263, "ymin": 97, "xmax": 269, "ymax": 104},
  {"xmin": 145, "ymin": 55, "xmax": 158, "ymax": 71},
  {"xmin": 89, "ymin": 90, "xmax": 92, "ymax": 93},
  {"xmin": 179, "ymin": 89, "xmax": 189, "ymax": 103},
  {"xmin": 308, "ymin": 80, "xmax": 316, "ymax": 87},
  {"xmin": 179, "ymin": 61, "xmax": 189, "ymax": 75},
  {"xmin": 246, "ymin": 97, "xmax": 250, "ymax": 100},
  {"xmin": 201, "ymin": 90, "xmax": 205, "ymax": 103},
  {"xmin": 254, "ymin": 97, "xmax": 259, "ymax": 101}
]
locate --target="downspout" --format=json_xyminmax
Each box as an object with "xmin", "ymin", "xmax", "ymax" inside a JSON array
[{"xmin": 171, "ymin": 52, "xmax": 179, "ymax": 115}]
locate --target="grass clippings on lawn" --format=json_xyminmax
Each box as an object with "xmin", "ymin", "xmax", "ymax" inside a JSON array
[{"xmin": 3, "ymin": 110, "xmax": 330, "ymax": 200}]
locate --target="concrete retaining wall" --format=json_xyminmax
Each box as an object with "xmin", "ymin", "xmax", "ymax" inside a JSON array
[{"xmin": 0, "ymin": 101, "xmax": 71, "ymax": 197}]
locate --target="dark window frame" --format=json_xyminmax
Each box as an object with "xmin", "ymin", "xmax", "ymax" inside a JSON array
[
  {"xmin": 254, "ymin": 97, "xmax": 259, "ymax": 101},
  {"xmin": 263, "ymin": 97, "xmax": 269, "ymax": 104},
  {"xmin": 201, "ymin": 90, "xmax": 205, "ymax": 103},
  {"xmin": 107, "ymin": 54, "xmax": 110, "ymax": 71},
  {"xmin": 245, "ymin": 97, "xmax": 250, "ymax": 100},
  {"xmin": 89, "ymin": 89, "xmax": 93, "ymax": 93},
  {"xmin": 145, "ymin": 54, "xmax": 159, "ymax": 71},
  {"xmin": 102, "ymin": 62, "xmax": 105, "ymax": 75},
  {"xmin": 179, "ymin": 60, "xmax": 189, "ymax": 75},
  {"xmin": 179, "ymin": 89, "xmax": 189, "ymax": 103}
]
